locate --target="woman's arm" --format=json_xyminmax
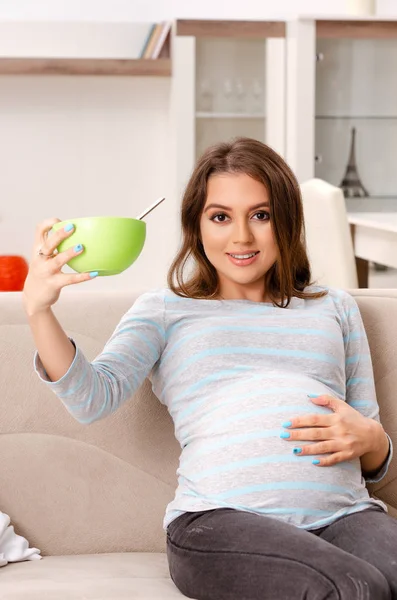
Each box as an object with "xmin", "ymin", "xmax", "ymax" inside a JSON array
[
  {"xmin": 34, "ymin": 290, "xmax": 166, "ymax": 424},
  {"xmin": 342, "ymin": 291, "xmax": 393, "ymax": 482},
  {"xmin": 23, "ymin": 218, "xmax": 100, "ymax": 381},
  {"xmin": 360, "ymin": 420, "xmax": 391, "ymax": 478},
  {"xmin": 28, "ymin": 308, "xmax": 77, "ymax": 382}
]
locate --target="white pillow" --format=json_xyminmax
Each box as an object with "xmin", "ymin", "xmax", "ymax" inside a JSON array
[{"xmin": 0, "ymin": 512, "xmax": 41, "ymax": 567}]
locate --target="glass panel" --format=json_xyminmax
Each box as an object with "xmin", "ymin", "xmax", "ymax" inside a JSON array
[
  {"xmin": 315, "ymin": 37, "xmax": 397, "ymax": 212},
  {"xmin": 195, "ymin": 38, "xmax": 267, "ymax": 158}
]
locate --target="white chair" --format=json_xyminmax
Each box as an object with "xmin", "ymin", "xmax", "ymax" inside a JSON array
[{"xmin": 300, "ymin": 178, "xmax": 358, "ymax": 289}]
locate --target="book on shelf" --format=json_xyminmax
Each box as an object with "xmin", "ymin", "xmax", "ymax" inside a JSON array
[
  {"xmin": 139, "ymin": 23, "xmax": 156, "ymax": 58},
  {"xmin": 151, "ymin": 21, "xmax": 172, "ymax": 58},
  {"xmin": 140, "ymin": 21, "xmax": 171, "ymax": 59},
  {"xmin": 143, "ymin": 23, "xmax": 162, "ymax": 58}
]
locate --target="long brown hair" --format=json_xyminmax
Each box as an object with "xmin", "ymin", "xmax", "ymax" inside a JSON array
[{"xmin": 167, "ymin": 137, "xmax": 327, "ymax": 307}]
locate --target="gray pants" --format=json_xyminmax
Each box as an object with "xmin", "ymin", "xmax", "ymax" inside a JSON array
[{"xmin": 166, "ymin": 506, "xmax": 397, "ymax": 600}]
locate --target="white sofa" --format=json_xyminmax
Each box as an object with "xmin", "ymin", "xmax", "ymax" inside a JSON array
[{"xmin": 0, "ymin": 289, "xmax": 396, "ymax": 599}]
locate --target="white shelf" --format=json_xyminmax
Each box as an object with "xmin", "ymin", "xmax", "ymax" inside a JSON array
[
  {"xmin": 0, "ymin": 58, "xmax": 171, "ymax": 76},
  {"xmin": 302, "ymin": 15, "xmax": 397, "ymax": 21},
  {"xmin": 196, "ymin": 112, "xmax": 265, "ymax": 119},
  {"xmin": 316, "ymin": 115, "xmax": 397, "ymax": 119}
]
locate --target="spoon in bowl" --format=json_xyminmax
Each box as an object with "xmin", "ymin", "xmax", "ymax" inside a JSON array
[{"xmin": 136, "ymin": 196, "xmax": 165, "ymax": 221}]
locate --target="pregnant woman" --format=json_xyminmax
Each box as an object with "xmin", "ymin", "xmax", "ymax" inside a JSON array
[{"xmin": 24, "ymin": 137, "xmax": 396, "ymax": 599}]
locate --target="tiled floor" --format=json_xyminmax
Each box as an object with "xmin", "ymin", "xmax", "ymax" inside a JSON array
[{"xmin": 369, "ymin": 266, "xmax": 397, "ymax": 289}]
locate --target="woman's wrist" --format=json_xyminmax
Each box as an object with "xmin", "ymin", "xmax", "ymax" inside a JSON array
[
  {"xmin": 360, "ymin": 420, "xmax": 390, "ymax": 476},
  {"xmin": 23, "ymin": 296, "xmax": 53, "ymax": 319},
  {"xmin": 26, "ymin": 307, "xmax": 52, "ymax": 319}
]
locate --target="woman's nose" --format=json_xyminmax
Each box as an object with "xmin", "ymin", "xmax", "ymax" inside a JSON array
[{"xmin": 232, "ymin": 221, "xmax": 254, "ymax": 244}]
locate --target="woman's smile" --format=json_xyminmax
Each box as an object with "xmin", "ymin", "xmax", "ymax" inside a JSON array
[{"xmin": 226, "ymin": 251, "xmax": 260, "ymax": 267}]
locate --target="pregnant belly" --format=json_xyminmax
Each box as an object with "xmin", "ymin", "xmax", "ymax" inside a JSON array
[{"xmin": 178, "ymin": 429, "xmax": 368, "ymax": 524}]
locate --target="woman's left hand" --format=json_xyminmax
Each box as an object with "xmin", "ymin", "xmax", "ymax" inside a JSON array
[{"xmin": 281, "ymin": 394, "xmax": 381, "ymax": 466}]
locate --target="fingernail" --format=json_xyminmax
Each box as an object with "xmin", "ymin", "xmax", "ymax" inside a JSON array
[
  {"xmin": 64, "ymin": 223, "xmax": 74, "ymax": 232},
  {"xmin": 74, "ymin": 244, "xmax": 83, "ymax": 252},
  {"xmin": 89, "ymin": 271, "xmax": 98, "ymax": 278},
  {"xmin": 280, "ymin": 432, "xmax": 290, "ymax": 439},
  {"xmin": 293, "ymin": 448, "xmax": 302, "ymax": 454},
  {"xmin": 282, "ymin": 421, "xmax": 292, "ymax": 428},
  {"xmin": 312, "ymin": 459, "xmax": 320, "ymax": 465},
  {"xmin": 308, "ymin": 394, "xmax": 319, "ymax": 398}
]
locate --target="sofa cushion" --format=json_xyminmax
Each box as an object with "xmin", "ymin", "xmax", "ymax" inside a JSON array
[
  {"xmin": 0, "ymin": 553, "xmax": 185, "ymax": 599},
  {"xmin": 0, "ymin": 291, "xmax": 180, "ymax": 555}
]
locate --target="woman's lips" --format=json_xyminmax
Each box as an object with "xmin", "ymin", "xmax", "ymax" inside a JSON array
[{"xmin": 226, "ymin": 251, "xmax": 260, "ymax": 267}]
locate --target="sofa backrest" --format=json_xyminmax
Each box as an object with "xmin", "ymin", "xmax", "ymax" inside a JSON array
[{"xmin": 0, "ymin": 289, "xmax": 396, "ymax": 556}]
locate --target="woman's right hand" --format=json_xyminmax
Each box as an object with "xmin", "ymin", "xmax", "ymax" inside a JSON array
[{"xmin": 23, "ymin": 218, "xmax": 97, "ymax": 316}]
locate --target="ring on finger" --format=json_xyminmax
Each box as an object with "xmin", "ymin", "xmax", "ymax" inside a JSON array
[{"xmin": 37, "ymin": 247, "xmax": 56, "ymax": 258}]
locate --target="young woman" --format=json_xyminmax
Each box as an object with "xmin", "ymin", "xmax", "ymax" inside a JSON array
[{"xmin": 24, "ymin": 138, "xmax": 396, "ymax": 600}]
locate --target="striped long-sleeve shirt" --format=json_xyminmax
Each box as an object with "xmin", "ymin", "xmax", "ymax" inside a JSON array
[{"xmin": 35, "ymin": 286, "xmax": 393, "ymax": 531}]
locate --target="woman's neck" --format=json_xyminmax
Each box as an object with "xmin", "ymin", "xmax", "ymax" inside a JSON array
[{"xmin": 216, "ymin": 289, "xmax": 271, "ymax": 303}]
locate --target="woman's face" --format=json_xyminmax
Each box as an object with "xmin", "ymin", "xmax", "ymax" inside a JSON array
[{"xmin": 200, "ymin": 172, "xmax": 278, "ymax": 301}]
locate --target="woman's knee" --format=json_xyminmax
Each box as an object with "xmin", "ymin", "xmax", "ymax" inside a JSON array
[
  {"xmin": 337, "ymin": 564, "xmax": 391, "ymax": 600},
  {"xmin": 167, "ymin": 542, "xmax": 391, "ymax": 600}
]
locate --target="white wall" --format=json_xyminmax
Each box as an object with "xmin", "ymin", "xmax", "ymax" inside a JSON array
[
  {"xmin": 0, "ymin": 1, "xmax": 360, "ymax": 22},
  {"xmin": 377, "ymin": 0, "xmax": 397, "ymax": 15}
]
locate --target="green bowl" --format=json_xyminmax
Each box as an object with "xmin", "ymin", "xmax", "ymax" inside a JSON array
[{"xmin": 52, "ymin": 217, "xmax": 146, "ymax": 276}]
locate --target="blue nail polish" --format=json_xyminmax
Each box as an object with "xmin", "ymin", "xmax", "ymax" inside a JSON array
[
  {"xmin": 293, "ymin": 448, "xmax": 302, "ymax": 454},
  {"xmin": 312, "ymin": 459, "xmax": 320, "ymax": 465},
  {"xmin": 280, "ymin": 432, "xmax": 290, "ymax": 439},
  {"xmin": 308, "ymin": 394, "xmax": 319, "ymax": 398},
  {"xmin": 282, "ymin": 421, "xmax": 292, "ymax": 428},
  {"xmin": 74, "ymin": 244, "xmax": 83, "ymax": 252},
  {"xmin": 64, "ymin": 223, "xmax": 74, "ymax": 232},
  {"xmin": 89, "ymin": 271, "xmax": 98, "ymax": 278}
]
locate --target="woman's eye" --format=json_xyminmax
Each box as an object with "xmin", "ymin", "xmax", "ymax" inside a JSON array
[
  {"xmin": 211, "ymin": 213, "xmax": 229, "ymax": 223},
  {"xmin": 253, "ymin": 211, "xmax": 270, "ymax": 221},
  {"xmin": 210, "ymin": 211, "xmax": 269, "ymax": 223}
]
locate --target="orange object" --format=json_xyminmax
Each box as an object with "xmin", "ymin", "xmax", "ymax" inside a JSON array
[{"xmin": 0, "ymin": 255, "xmax": 29, "ymax": 291}]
